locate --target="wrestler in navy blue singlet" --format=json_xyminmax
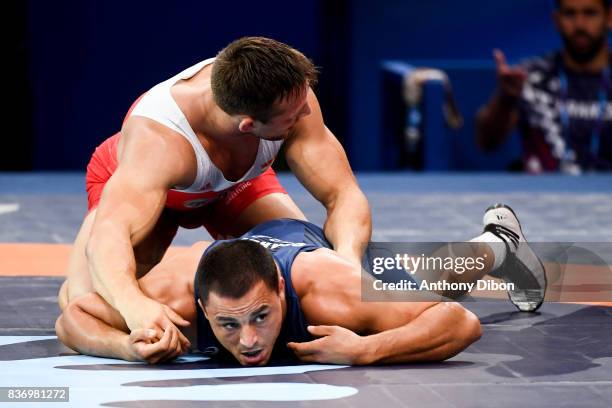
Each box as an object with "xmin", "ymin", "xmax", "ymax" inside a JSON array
[{"xmin": 193, "ymin": 218, "xmax": 332, "ymax": 362}]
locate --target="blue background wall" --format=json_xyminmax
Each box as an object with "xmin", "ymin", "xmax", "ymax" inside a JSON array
[
  {"xmin": 14, "ymin": 0, "xmax": 563, "ymax": 170},
  {"xmin": 24, "ymin": 0, "xmax": 323, "ymax": 170}
]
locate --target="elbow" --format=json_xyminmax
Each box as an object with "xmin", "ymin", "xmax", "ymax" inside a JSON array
[
  {"xmin": 343, "ymin": 186, "xmax": 371, "ymax": 217},
  {"xmin": 324, "ymin": 184, "xmax": 370, "ymax": 218},
  {"xmin": 453, "ymin": 304, "xmax": 482, "ymax": 349},
  {"xmin": 463, "ymin": 308, "xmax": 482, "ymax": 345},
  {"xmin": 435, "ymin": 303, "xmax": 481, "ymax": 361},
  {"xmin": 55, "ymin": 311, "xmax": 77, "ymax": 352}
]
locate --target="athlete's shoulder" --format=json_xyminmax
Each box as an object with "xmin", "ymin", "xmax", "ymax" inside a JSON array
[
  {"xmin": 292, "ymin": 248, "xmax": 368, "ymax": 331},
  {"xmin": 114, "ymin": 118, "xmax": 197, "ymax": 187},
  {"xmin": 290, "ymin": 248, "xmax": 354, "ymax": 297},
  {"xmin": 121, "ymin": 117, "xmax": 195, "ymax": 161}
]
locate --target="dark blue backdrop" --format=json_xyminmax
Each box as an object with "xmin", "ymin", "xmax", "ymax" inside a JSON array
[
  {"xmin": 20, "ymin": 0, "xmax": 562, "ymax": 170},
  {"xmin": 25, "ymin": 0, "xmax": 323, "ymax": 170}
]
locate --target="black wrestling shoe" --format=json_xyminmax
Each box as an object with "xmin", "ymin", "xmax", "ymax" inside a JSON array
[{"xmin": 483, "ymin": 204, "xmax": 547, "ymax": 312}]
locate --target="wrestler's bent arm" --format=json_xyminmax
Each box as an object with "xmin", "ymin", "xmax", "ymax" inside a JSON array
[
  {"xmin": 292, "ymin": 300, "xmax": 481, "ymax": 365},
  {"xmin": 56, "ymin": 293, "xmax": 132, "ymax": 361},
  {"xmin": 284, "ymin": 89, "xmax": 371, "ymax": 265},
  {"xmin": 289, "ymin": 255, "xmax": 481, "ymax": 365},
  {"xmin": 357, "ymin": 302, "xmax": 482, "ymax": 364},
  {"xmin": 56, "ymin": 293, "xmax": 184, "ymax": 363},
  {"xmin": 56, "ymin": 244, "xmax": 202, "ymax": 363},
  {"xmin": 86, "ymin": 120, "xmax": 192, "ymax": 334}
]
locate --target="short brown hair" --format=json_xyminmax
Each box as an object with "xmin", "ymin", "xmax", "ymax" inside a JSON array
[
  {"xmin": 197, "ymin": 240, "xmax": 279, "ymax": 304},
  {"xmin": 211, "ymin": 37, "xmax": 318, "ymax": 123}
]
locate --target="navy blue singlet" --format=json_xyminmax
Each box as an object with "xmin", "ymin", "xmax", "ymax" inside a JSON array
[{"xmin": 193, "ymin": 218, "xmax": 332, "ymax": 362}]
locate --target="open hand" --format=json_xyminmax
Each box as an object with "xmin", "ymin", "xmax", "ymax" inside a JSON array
[{"xmin": 287, "ymin": 325, "xmax": 367, "ymax": 365}]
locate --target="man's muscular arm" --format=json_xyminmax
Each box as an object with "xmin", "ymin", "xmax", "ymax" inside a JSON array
[
  {"xmin": 56, "ymin": 292, "xmax": 185, "ymax": 363},
  {"xmin": 355, "ymin": 302, "xmax": 481, "ymax": 364},
  {"xmin": 86, "ymin": 119, "xmax": 193, "ymax": 335},
  {"xmin": 288, "ymin": 251, "xmax": 481, "ymax": 364},
  {"xmin": 56, "ymin": 242, "xmax": 205, "ymax": 363},
  {"xmin": 284, "ymin": 89, "xmax": 371, "ymax": 266}
]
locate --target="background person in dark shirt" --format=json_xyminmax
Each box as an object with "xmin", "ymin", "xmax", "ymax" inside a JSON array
[{"xmin": 477, "ymin": 0, "xmax": 612, "ymax": 173}]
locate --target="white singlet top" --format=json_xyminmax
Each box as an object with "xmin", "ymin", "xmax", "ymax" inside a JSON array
[{"xmin": 129, "ymin": 58, "xmax": 283, "ymax": 194}]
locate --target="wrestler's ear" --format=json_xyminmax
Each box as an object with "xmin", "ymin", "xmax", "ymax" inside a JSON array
[
  {"xmin": 278, "ymin": 276, "xmax": 285, "ymax": 295},
  {"xmin": 238, "ymin": 117, "xmax": 255, "ymax": 133},
  {"xmin": 198, "ymin": 299, "xmax": 209, "ymax": 320}
]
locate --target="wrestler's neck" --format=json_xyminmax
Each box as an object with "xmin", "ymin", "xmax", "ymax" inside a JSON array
[
  {"xmin": 563, "ymin": 46, "xmax": 609, "ymax": 73},
  {"xmin": 196, "ymin": 92, "xmax": 259, "ymax": 148},
  {"xmin": 174, "ymin": 66, "xmax": 255, "ymax": 146}
]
